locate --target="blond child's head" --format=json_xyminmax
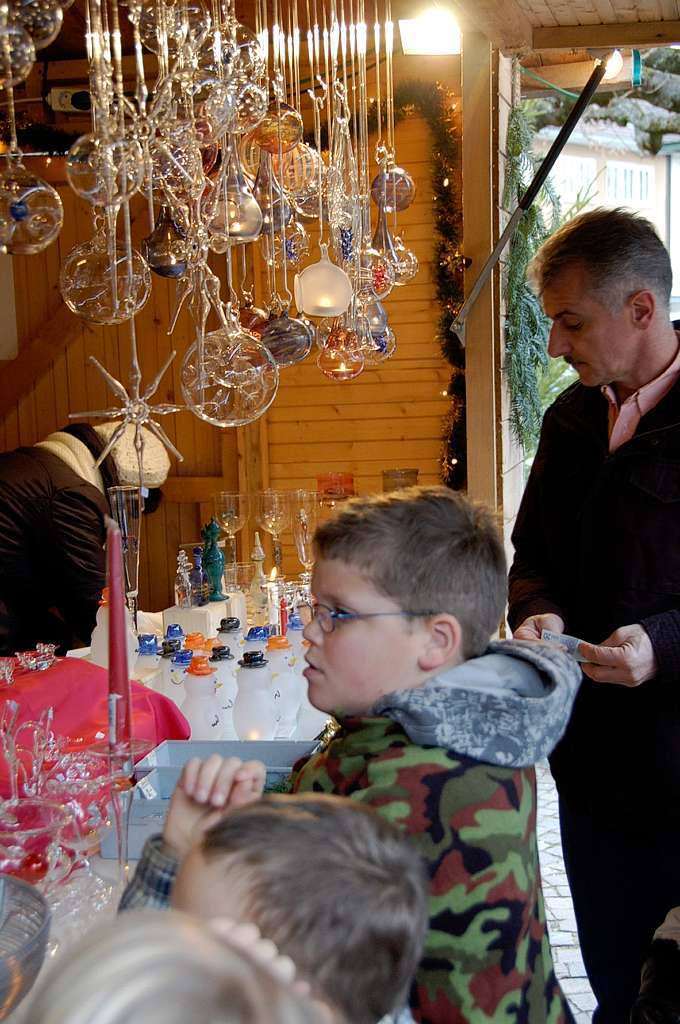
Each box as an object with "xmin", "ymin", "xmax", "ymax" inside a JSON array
[
  {"xmin": 301, "ymin": 486, "xmax": 506, "ymax": 716},
  {"xmin": 171, "ymin": 793, "xmax": 429, "ymax": 1024}
]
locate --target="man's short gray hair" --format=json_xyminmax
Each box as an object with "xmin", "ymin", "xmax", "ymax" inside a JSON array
[{"xmin": 528, "ymin": 207, "xmax": 672, "ymax": 311}]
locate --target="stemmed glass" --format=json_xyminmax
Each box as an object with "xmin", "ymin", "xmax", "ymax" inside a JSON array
[
  {"xmin": 107, "ymin": 486, "xmax": 143, "ymax": 630},
  {"xmin": 292, "ymin": 490, "xmax": 320, "ymax": 583},
  {"xmin": 253, "ymin": 490, "xmax": 291, "ymax": 575},
  {"xmin": 214, "ymin": 491, "xmax": 250, "ymax": 588}
]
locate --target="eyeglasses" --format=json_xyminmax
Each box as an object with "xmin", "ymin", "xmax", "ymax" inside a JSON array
[{"xmin": 298, "ymin": 602, "xmax": 438, "ymax": 635}]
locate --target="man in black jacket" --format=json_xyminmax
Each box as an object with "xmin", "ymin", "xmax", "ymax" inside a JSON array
[{"xmin": 508, "ymin": 208, "xmax": 680, "ymax": 1024}]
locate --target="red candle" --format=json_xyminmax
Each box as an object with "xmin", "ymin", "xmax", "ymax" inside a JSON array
[{"xmin": 106, "ymin": 518, "xmax": 132, "ymax": 750}]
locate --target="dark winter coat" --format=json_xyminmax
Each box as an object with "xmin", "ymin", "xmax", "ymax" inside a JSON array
[
  {"xmin": 508, "ymin": 375, "xmax": 680, "ymax": 820},
  {"xmin": 0, "ymin": 447, "xmax": 109, "ymax": 655}
]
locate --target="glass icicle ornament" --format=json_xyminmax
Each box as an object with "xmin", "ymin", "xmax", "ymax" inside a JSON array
[
  {"xmin": 294, "ymin": 243, "xmax": 352, "ymax": 318},
  {"xmin": 0, "ymin": 158, "xmax": 63, "ymax": 255},
  {"xmin": 252, "ymin": 149, "xmax": 292, "ymax": 233},
  {"xmin": 59, "ymin": 234, "xmax": 151, "ymax": 325},
  {"xmin": 260, "ymin": 310, "xmax": 314, "ymax": 367},
  {"xmin": 66, "ymin": 134, "xmax": 144, "ymax": 207},
  {"xmin": 370, "ymin": 165, "xmax": 416, "ymax": 213},
  {"xmin": 316, "ymin": 315, "xmax": 365, "ymax": 381},
  {"xmin": 326, "ymin": 96, "xmax": 360, "ymax": 267},
  {"xmin": 371, "ymin": 197, "xmax": 418, "ymax": 287},
  {"xmin": 142, "ymin": 204, "xmax": 188, "ymax": 278},
  {"xmin": 181, "ymin": 323, "xmax": 279, "ymax": 428},
  {"xmin": 204, "ymin": 135, "xmax": 262, "ymax": 251}
]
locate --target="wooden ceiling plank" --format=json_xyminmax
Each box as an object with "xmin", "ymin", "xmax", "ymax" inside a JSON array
[
  {"xmin": 449, "ymin": 0, "xmax": 533, "ymax": 51},
  {"xmin": 533, "ymin": 17, "xmax": 680, "ymax": 46},
  {"xmin": 659, "ymin": 0, "xmax": 680, "ymax": 18}
]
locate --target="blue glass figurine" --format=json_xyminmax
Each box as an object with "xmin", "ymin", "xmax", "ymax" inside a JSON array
[
  {"xmin": 202, "ymin": 517, "xmax": 226, "ymax": 602},
  {"xmin": 189, "ymin": 546, "xmax": 210, "ymax": 606}
]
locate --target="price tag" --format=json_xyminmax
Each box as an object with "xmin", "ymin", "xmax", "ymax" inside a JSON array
[{"xmin": 137, "ymin": 777, "xmax": 158, "ymax": 800}]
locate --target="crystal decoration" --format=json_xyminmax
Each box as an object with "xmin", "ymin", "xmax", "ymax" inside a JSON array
[
  {"xmin": 66, "ymin": 134, "xmax": 144, "ymax": 208},
  {"xmin": 260, "ymin": 310, "xmax": 314, "ymax": 367},
  {"xmin": 0, "ymin": 23, "xmax": 35, "ymax": 87},
  {"xmin": 142, "ymin": 204, "xmax": 188, "ymax": 278},
  {"xmin": 371, "ymin": 196, "xmax": 419, "ymax": 287},
  {"xmin": 251, "ymin": 101, "xmax": 304, "ymax": 155},
  {"xmin": 260, "ymin": 219, "xmax": 309, "ymax": 268},
  {"xmin": 294, "ymin": 243, "xmax": 352, "ymax": 318},
  {"xmin": 12, "ymin": 0, "xmax": 63, "ymax": 50},
  {"xmin": 0, "ymin": 159, "xmax": 63, "ymax": 255},
  {"xmin": 316, "ymin": 315, "xmax": 365, "ymax": 381},
  {"xmin": 137, "ymin": 0, "xmax": 210, "ymax": 56},
  {"xmin": 181, "ymin": 324, "xmax": 279, "ymax": 427},
  {"xmin": 60, "ymin": 235, "xmax": 151, "ymax": 325},
  {"xmin": 252, "ymin": 148, "xmax": 292, "ymax": 232},
  {"xmin": 370, "ymin": 165, "xmax": 416, "ymax": 212},
  {"xmin": 204, "ymin": 134, "xmax": 263, "ymax": 250}
]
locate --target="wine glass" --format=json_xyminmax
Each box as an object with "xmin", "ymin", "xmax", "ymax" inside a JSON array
[
  {"xmin": 213, "ymin": 491, "xmax": 250, "ymax": 587},
  {"xmin": 292, "ymin": 490, "xmax": 319, "ymax": 583},
  {"xmin": 253, "ymin": 490, "xmax": 291, "ymax": 574}
]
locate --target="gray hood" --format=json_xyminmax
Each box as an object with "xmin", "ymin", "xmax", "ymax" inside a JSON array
[{"xmin": 372, "ymin": 639, "xmax": 582, "ymax": 768}]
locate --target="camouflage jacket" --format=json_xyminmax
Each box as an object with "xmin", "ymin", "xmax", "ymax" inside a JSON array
[{"xmin": 291, "ymin": 716, "xmax": 573, "ymax": 1024}]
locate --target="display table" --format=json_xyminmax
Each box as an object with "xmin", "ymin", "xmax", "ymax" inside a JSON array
[{"xmin": 0, "ymin": 657, "xmax": 190, "ymax": 798}]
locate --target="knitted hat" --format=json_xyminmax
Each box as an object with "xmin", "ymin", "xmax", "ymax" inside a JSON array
[{"xmin": 93, "ymin": 422, "xmax": 171, "ymax": 487}]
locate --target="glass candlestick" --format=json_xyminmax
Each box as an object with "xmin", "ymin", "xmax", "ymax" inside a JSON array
[{"xmin": 107, "ymin": 486, "xmax": 142, "ymax": 631}]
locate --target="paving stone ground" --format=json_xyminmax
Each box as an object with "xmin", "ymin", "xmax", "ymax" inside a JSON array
[{"xmin": 536, "ymin": 762, "xmax": 596, "ymax": 1023}]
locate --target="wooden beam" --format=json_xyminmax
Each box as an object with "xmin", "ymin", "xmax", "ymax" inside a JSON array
[
  {"xmin": 521, "ymin": 55, "xmax": 633, "ymax": 93},
  {"xmin": 462, "ymin": 31, "xmax": 499, "ymax": 509},
  {"xmin": 0, "ymin": 302, "xmax": 93, "ymax": 419},
  {"xmin": 533, "ymin": 20, "xmax": 680, "ymax": 50},
  {"xmin": 448, "ymin": 0, "xmax": 533, "ymax": 52}
]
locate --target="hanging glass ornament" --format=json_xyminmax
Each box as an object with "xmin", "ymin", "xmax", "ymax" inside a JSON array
[
  {"xmin": 271, "ymin": 143, "xmax": 322, "ymax": 203},
  {"xmin": 229, "ymin": 80, "xmax": 268, "ymax": 136},
  {"xmin": 370, "ymin": 195, "xmax": 419, "ymax": 287},
  {"xmin": 150, "ymin": 126, "xmax": 205, "ymax": 204},
  {"xmin": 204, "ymin": 135, "xmax": 262, "ymax": 252},
  {"xmin": 316, "ymin": 316, "xmax": 364, "ymax": 381},
  {"xmin": 136, "ymin": 0, "xmax": 210, "ymax": 57},
  {"xmin": 251, "ymin": 102, "xmax": 303, "ymax": 156},
  {"xmin": 326, "ymin": 100, "xmax": 360, "ymax": 266},
  {"xmin": 392, "ymin": 234, "xmax": 419, "ymax": 284},
  {"xmin": 240, "ymin": 301, "xmax": 268, "ymax": 336},
  {"xmin": 0, "ymin": 159, "xmax": 63, "ymax": 255},
  {"xmin": 12, "ymin": 0, "xmax": 62, "ymax": 50},
  {"xmin": 59, "ymin": 235, "xmax": 151, "ymax": 325},
  {"xmin": 66, "ymin": 134, "xmax": 144, "ymax": 207},
  {"xmin": 152, "ymin": 69, "xmax": 236, "ymax": 144},
  {"xmin": 239, "ymin": 134, "xmax": 260, "ymax": 180},
  {"xmin": 363, "ymin": 298, "xmax": 388, "ymax": 336},
  {"xmin": 202, "ymin": 19, "xmax": 265, "ymax": 85},
  {"xmin": 294, "ymin": 243, "xmax": 352, "ymax": 318},
  {"xmin": 357, "ymin": 315, "xmax": 396, "ymax": 365},
  {"xmin": 355, "ymin": 248, "xmax": 395, "ymax": 302},
  {"xmin": 252, "ymin": 149, "xmax": 292, "ymax": 232},
  {"xmin": 260, "ymin": 220, "xmax": 309, "ymax": 268},
  {"xmin": 0, "ymin": 23, "xmax": 35, "ymax": 87},
  {"xmin": 142, "ymin": 204, "xmax": 188, "ymax": 278},
  {"xmin": 181, "ymin": 325, "xmax": 279, "ymax": 427},
  {"xmin": 370, "ymin": 166, "xmax": 416, "ymax": 213},
  {"xmin": 260, "ymin": 310, "xmax": 314, "ymax": 367}
]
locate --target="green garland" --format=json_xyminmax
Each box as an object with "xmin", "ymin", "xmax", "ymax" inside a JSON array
[
  {"xmin": 364, "ymin": 79, "xmax": 465, "ymax": 488},
  {"xmin": 502, "ymin": 100, "xmax": 559, "ymax": 451}
]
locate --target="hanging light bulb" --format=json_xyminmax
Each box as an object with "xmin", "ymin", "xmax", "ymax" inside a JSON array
[
  {"xmin": 294, "ymin": 243, "xmax": 353, "ymax": 318},
  {"xmin": 142, "ymin": 204, "xmax": 188, "ymax": 278},
  {"xmin": 205, "ymin": 134, "xmax": 263, "ymax": 251},
  {"xmin": 317, "ymin": 315, "xmax": 365, "ymax": 381}
]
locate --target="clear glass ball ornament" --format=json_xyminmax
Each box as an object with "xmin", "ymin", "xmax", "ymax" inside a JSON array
[
  {"xmin": 0, "ymin": 23, "xmax": 35, "ymax": 87},
  {"xmin": 0, "ymin": 161, "xmax": 63, "ymax": 255},
  {"xmin": 271, "ymin": 143, "xmax": 322, "ymax": 199},
  {"xmin": 355, "ymin": 249, "xmax": 395, "ymax": 302},
  {"xmin": 206, "ymin": 188, "xmax": 263, "ymax": 251},
  {"xmin": 153, "ymin": 69, "xmax": 237, "ymax": 144},
  {"xmin": 150, "ymin": 128, "xmax": 205, "ymax": 203},
  {"xmin": 201, "ymin": 20, "xmax": 265, "ymax": 85},
  {"xmin": 229, "ymin": 80, "xmax": 268, "ymax": 136},
  {"xmin": 137, "ymin": 0, "xmax": 210, "ymax": 56},
  {"xmin": 392, "ymin": 236, "xmax": 419, "ymax": 285},
  {"xmin": 66, "ymin": 133, "xmax": 144, "ymax": 206},
  {"xmin": 12, "ymin": 0, "xmax": 63, "ymax": 50},
  {"xmin": 316, "ymin": 317, "xmax": 365, "ymax": 381},
  {"xmin": 370, "ymin": 165, "xmax": 416, "ymax": 212},
  {"xmin": 260, "ymin": 310, "xmax": 314, "ymax": 367},
  {"xmin": 251, "ymin": 102, "xmax": 304, "ymax": 155},
  {"xmin": 181, "ymin": 325, "xmax": 279, "ymax": 428},
  {"xmin": 360, "ymin": 320, "xmax": 396, "ymax": 365},
  {"xmin": 59, "ymin": 236, "xmax": 151, "ymax": 325},
  {"xmin": 260, "ymin": 220, "xmax": 309, "ymax": 268}
]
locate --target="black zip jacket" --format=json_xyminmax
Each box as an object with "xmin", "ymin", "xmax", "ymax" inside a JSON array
[{"xmin": 508, "ymin": 375, "xmax": 680, "ymax": 819}]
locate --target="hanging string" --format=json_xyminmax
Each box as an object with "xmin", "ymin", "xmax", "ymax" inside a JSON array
[{"xmin": 373, "ymin": 0, "xmax": 381, "ymax": 152}]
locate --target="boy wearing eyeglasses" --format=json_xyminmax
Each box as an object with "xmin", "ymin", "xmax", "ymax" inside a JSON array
[{"xmin": 291, "ymin": 485, "xmax": 581, "ymax": 1024}]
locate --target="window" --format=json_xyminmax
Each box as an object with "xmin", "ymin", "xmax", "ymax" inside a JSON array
[
  {"xmin": 606, "ymin": 161, "xmax": 654, "ymax": 205},
  {"xmin": 551, "ymin": 154, "xmax": 597, "ymax": 202}
]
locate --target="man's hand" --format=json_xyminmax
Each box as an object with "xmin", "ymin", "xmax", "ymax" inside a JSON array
[
  {"xmin": 163, "ymin": 754, "xmax": 266, "ymax": 858},
  {"xmin": 512, "ymin": 613, "xmax": 565, "ymax": 641},
  {"xmin": 579, "ymin": 624, "xmax": 658, "ymax": 687}
]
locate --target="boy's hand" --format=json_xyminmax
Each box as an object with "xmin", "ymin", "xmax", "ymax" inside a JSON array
[{"xmin": 163, "ymin": 754, "xmax": 266, "ymax": 857}]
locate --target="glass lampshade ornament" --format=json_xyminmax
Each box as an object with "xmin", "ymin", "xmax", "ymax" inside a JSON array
[
  {"xmin": 181, "ymin": 324, "xmax": 279, "ymax": 427},
  {"xmin": 294, "ymin": 243, "xmax": 352, "ymax": 318},
  {"xmin": 66, "ymin": 134, "xmax": 144, "ymax": 207},
  {"xmin": 142, "ymin": 204, "xmax": 188, "ymax": 278},
  {"xmin": 204, "ymin": 135, "xmax": 262, "ymax": 251},
  {"xmin": 370, "ymin": 165, "xmax": 416, "ymax": 213},
  {"xmin": 0, "ymin": 23, "xmax": 35, "ymax": 87},
  {"xmin": 316, "ymin": 315, "xmax": 365, "ymax": 381},
  {"xmin": 260, "ymin": 219, "xmax": 309, "ymax": 268},
  {"xmin": 0, "ymin": 159, "xmax": 63, "ymax": 255},
  {"xmin": 12, "ymin": 0, "xmax": 63, "ymax": 50},
  {"xmin": 59, "ymin": 235, "xmax": 151, "ymax": 325},
  {"xmin": 252, "ymin": 149, "xmax": 292, "ymax": 232},
  {"xmin": 251, "ymin": 101, "xmax": 304, "ymax": 155},
  {"xmin": 260, "ymin": 310, "xmax": 314, "ymax": 367}
]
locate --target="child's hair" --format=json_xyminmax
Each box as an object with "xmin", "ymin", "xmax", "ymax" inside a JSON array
[
  {"xmin": 201, "ymin": 793, "xmax": 429, "ymax": 1024},
  {"xmin": 313, "ymin": 485, "xmax": 506, "ymax": 658},
  {"xmin": 28, "ymin": 910, "xmax": 328, "ymax": 1024}
]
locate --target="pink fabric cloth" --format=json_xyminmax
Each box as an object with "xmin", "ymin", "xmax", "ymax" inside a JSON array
[
  {"xmin": 602, "ymin": 337, "xmax": 680, "ymax": 452},
  {"xmin": 0, "ymin": 657, "xmax": 189, "ymax": 798}
]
